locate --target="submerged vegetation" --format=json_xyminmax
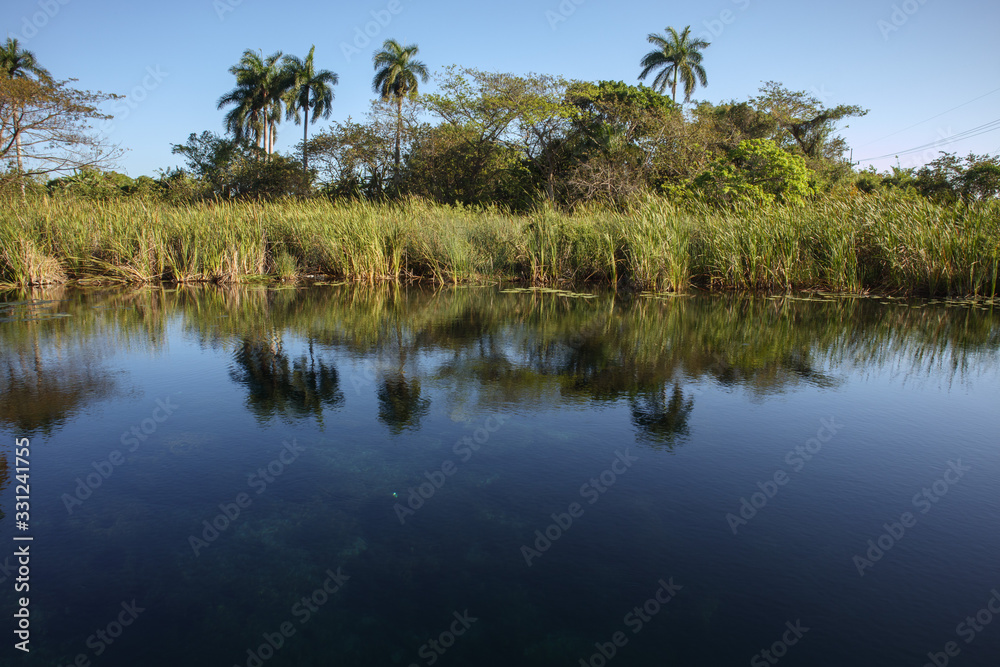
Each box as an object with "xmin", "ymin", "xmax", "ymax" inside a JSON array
[{"xmin": 1, "ymin": 192, "xmax": 997, "ymax": 296}]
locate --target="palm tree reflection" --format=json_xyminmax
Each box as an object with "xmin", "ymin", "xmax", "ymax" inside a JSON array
[
  {"xmin": 629, "ymin": 383, "xmax": 694, "ymax": 450},
  {"xmin": 376, "ymin": 374, "xmax": 430, "ymax": 435},
  {"xmin": 229, "ymin": 335, "xmax": 343, "ymax": 422}
]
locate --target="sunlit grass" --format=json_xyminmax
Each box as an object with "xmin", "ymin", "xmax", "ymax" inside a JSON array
[{"xmin": 0, "ymin": 192, "xmax": 997, "ymax": 295}]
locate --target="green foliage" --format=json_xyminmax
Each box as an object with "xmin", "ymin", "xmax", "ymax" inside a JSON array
[
  {"xmin": 752, "ymin": 81, "xmax": 867, "ymax": 160},
  {"xmin": 694, "ymin": 139, "xmax": 813, "ymax": 206},
  {"xmin": 858, "ymin": 153, "xmax": 1000, "ymax": 204},
  {"xmin": 405, "ymin": 123, "xmax": 535, "ymax": 209},
  {"xmin": 638, "ymin": 26, "xmax": 710, "ymax": 103},
  {"xmin": 692, "ymin": 101, "xmax": 777, "ymax": 154},
  {"xmin": 281, "ymin": 45, "xmax": 339, "ymax": 172},
  {"xmin": 169, "ymin": 131, "xmax": 309, "ymax": 200},
  {"xmin": 46, "ymin": 169, "xmax": 162, "ymax": 200},
  {"xmin": 913, "ymin": 152, "xmax": 1000, "ymax": 203}
]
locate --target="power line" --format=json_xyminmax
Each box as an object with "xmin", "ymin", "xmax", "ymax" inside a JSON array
[
  {"xmin": 857, "ymin": 86, "xmax": 1000, "ymax": 148},
  {"xmin": 858, "ymin": 117, "xmax": 1000, "ymax": 162}
]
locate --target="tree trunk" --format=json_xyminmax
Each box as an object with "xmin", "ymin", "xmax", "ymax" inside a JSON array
[
  {"xmin": 302, "ymin": 90, "xmax": 309, "ymax": 175},
  {"xmin": 394, "ymin": 96, "xmax": 402, "ymax": 191},
  {"xmin": 15, "ymin": 132, "xmax": 25, "ymax": 200},
  {"xmin": 672, "ymin": 68, "xmax": 678, "ymax": 103}
]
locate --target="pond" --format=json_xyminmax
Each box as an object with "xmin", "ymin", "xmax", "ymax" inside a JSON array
[{"xmin": 1, "ymin": 285, "xmax": 999, "ymax": 666}]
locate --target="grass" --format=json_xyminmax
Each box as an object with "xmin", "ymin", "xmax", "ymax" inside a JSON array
[{"xmin": 0, "ymin": 192, "xmax": 997, "ymax": 295}]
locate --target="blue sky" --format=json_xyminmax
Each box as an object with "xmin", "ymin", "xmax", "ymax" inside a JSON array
[{"xmin": 4, "ymin": 0, "xmax": 998, "ymax": 177}]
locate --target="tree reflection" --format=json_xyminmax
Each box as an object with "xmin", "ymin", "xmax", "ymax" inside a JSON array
[
  {"xmin": 229, "ymin": 336, "xmax": 343, "ymax": 422},
  {"xmin": 629, "ymin": 384, "xmax": 694, "ymax": 450},
  {"xmin": 0, "ymin": 342, "xmax": 116, "ymax": 436},
  {"xmin": 377, "ymin": 375, "xmax": 430, "ymax": 435}
]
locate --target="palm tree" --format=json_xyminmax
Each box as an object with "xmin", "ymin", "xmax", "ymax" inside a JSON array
[
  {"xmin": 372, "ymin": 39, "xmax": 429, "ymax": 185},
  {"xmin": 282, "ymin": 46, "xmax": 338, "ymax": 174},
  {"xmin": 218, "ymin": 49, "xmax": 289, "ymax": 157},
  {"xmin": 638, "ymin": 26, "xmax": 709, "ymax": 103},
  {"xmin": 1, "ymin": 37, "xmax": 53, "ymax": 195}
]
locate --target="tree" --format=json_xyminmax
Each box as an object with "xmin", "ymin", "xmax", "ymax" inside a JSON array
[
  {"xmin": 282, "ymin": 45, "xmax": 338, "ymax": 174},
  {"xmin": 421, "ymin": 67, "xmax": 572, "ymax": 205},
  {"xmin": 0, "ymin": 75, "xmax": 123, "ymax": 192},
  {"xmin": 694, "ymin": 138, "xmax": 813, "ymax": 206},
  {"xmin": 372, "ymin": 39, "xmax": 429, "ymax": 186},
  {"xmin": 910, "ymin": 151, "xmax": 1000, "ymax": 203},
  {"xmin": 169, "ymin": 130, "xmax": 309, "ymax": 200},
  {"xmin": 638, "ymin": 26, "xmax": 709, "ymax": 103},
  {"xmin": 303, "ymin": 101, "xmax": 410, "ymax": 199},
  {"xmin": 563, "ymin": 80, "xmax": 678, "ymax": 204},
  {"xmin": 1, "ymin": 37, "xmax": 53, "ymax": 196},
  {"xmin": 752, "ymin": 81, "xmax": 867, "ymax": 160},
  {"xmin": 171, "ymin": 130, "xmax": 251, "ymax": 198},
  {"xmin": 218, "ymin": 49, "xmax": 290, "ymax": 157}
]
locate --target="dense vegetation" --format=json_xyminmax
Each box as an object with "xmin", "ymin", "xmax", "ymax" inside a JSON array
[
  {"xmin": 2, "ymin": 194, "xmax": 997, "ymax": 296},
  {"xmin": 1, "ymin": 33, "xmax": 998, "ymax": 293}
]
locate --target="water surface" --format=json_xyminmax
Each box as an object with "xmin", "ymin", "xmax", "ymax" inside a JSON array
[{"xmin": 1, "ymin": 285, "xmax": 998, "ymax": 666}]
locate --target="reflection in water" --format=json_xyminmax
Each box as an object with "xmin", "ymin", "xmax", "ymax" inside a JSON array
[
  {"xmin": 229, "ymin": 336, "xmax": 344, "ymax": 423},
  {"xmin": 0, "ymin": 294, "xmax": 121, "ymax": 435},
  {"xmin": 2, "ymin": 285, "xmax": 997, "ymax": 444},
  {"xmin": 629, "ymin": 384, "xmax": 694, "ymax": 450},
  {"xmin": 0, "ymin": 351, "xmax": 116, "ymax": 435},
  {"xmin": 377, "ymin": 375, "xmax": 430, "ymax": 435}
]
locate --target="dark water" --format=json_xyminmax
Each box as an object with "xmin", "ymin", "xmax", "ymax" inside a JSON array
[{"xmin": 1, "ymin": 285, "xmax": 999, "ymax": 667}]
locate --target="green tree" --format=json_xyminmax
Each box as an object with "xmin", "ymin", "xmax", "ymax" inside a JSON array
[
  {"xmin": 694, "ymin": 138, "xmax": 813, "ymax": 206},
  {"xmin": 372, "ymin": 39, "xmax": 429, "ymax": 186},
  {"xmin": 281, "ymin": 46, "xmax": 338, "ymax": 174},
  {"xmin": 218, "ymin": 49, "xmax": 290, "ymax": 157},
  {"xmin": 563, "ymin": 81, "xmax": 678, "ymax": 204},
  {"xmin": 421, "ymin": 67, "xmax": 571, "ymax": 205},
  {"xmin": 303, "ymin": 101, "xmax": 410, "ymax": 199},
  {"xmin": 638, "ymin": 26, "xmax": 709, "ymax": 103},
  {"xmin": 752, "ymin": 81, "xmax": 867, "ymax": 160}
]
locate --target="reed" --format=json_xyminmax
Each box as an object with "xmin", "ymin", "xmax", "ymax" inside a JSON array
[{"xmin": 0, "ymin": 192, "xmax": 996, "ymax": 295}]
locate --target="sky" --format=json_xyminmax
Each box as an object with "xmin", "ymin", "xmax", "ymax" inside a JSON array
[{"xmin": 3, "ymin": 0, "xmax": 999, "ymax": 178}]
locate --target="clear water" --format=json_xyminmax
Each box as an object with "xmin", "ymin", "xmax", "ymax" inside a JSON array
[{"xmin": 1, "ymin": 285, "xmax": 998, "ymax": 667}]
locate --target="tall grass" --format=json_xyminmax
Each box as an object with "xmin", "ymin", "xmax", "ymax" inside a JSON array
[{"xmin": 0, "ymin": 192, "xmax": 997, "ymax": 295}]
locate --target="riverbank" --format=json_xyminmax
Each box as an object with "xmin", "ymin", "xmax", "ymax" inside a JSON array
[{"xmin": 1, "ymin": 194, "xmax": 997, "ymax": 295}]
